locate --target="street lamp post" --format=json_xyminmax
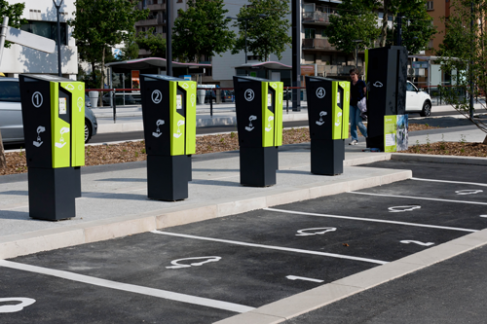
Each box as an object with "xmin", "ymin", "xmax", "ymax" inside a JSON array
[{"xmin": 53, "ymin": 0, "xmax": 64, "ymax": 77}]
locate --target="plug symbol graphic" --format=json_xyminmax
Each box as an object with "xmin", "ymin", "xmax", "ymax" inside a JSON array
[
  {"xmin": 335, "ymin": 112, "xmax": 342, "ymax": 127},
  {"xmin": 55, "ymin": 127, "xmax": 70, "ymax": 148},
  {"xmin": 316, "ymin": 111, "xmax": 327, "ymax": 126},
  {"xmin": 152, "ymin": 119, "xmax": 165, "ymax": 138},
  {"xmin": 173, "ymin": 120, "xmax": 185, "ymax": 138},
  {"xmin": 245, "ymin": 115, "xmax": 257, "ymax": 132},
  {"xmin": 265, "ymin": 116, "xmax": 274, "ymax": 132},
  {"xmin": 33, "ymin": 126, "xmax": 45, "ymax": 147}
]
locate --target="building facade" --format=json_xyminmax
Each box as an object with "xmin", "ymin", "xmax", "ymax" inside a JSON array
[
  {"xmin": 0, "ymin": 0, "xmax": 78, "ymax": 79},
  {"xmin": 132, "ymin": 0, "xmax": 398, "ymax": 87}
]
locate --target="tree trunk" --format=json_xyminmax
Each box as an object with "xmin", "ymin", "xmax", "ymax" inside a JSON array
[
  {"xmin": 380, "ymin": 0, "xmax": 389, "ymax": 47},
  {"xmin": 0, "ymin": 130, "xmax": 6, "ymax": 171},
  {"xmin": 483, "ymin": 134, "xmax": 487, "ymax": 145},
  {"xmin": 100, "ymin": 46, "xmax": 106, "ymax": 107}
]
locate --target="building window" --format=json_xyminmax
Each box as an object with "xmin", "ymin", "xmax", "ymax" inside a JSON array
[
  {"xmin": 426, "ymin": 1, "xmax": 434, "ymax": 10},
  {"xmin": 304, "ymin": 28, "xmax": 315, "ymax": 39},
  {"xmin": 21, "ymin": 21, "xmax": 67, "ymax": 45}
]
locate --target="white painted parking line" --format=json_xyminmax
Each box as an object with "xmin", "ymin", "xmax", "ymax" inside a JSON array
[
  {"xmin": 286, "ymin": 275, "xmax": 324, "ymax": 283},
  {"xmin": 412, "ymin": 177, "xmax": 487, "ymax": 187},
  {"xmin": 350, "ymin": 192, "xmax": 487, "ymax": 206},
  {"xmin": 400, "ymin": 240, "xmax": 435, "ymax": 246},
  {"xmin": 0, "ymin": 260, "xmax": 255, "ymax": 314},
  {"xmin": 151, "ymin": 230, "xmax": 389, "ymax": 265},
  {"xmin": 264, "ymin": 208, "xmax": 478, "ymax": 233}
]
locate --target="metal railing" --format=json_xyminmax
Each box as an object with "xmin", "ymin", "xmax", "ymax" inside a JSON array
[{"xmin": 302, "ymin": 6, "xmax": 337, "ymax": 24}]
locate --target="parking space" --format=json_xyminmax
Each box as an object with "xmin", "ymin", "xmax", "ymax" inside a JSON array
[{"xmin": 1, "ymin": 160, "xmax": 487, "ymax": 323}]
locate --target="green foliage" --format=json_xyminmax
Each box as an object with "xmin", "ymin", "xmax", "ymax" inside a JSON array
[
  {"xmin": 437, "ymin": 0, "xmax": 487, "ymax": 134},
  {"xmin": 233, "ymin": 0, "xmax": 291, "ymax": 60},
  {"xmin": 0, "ymin": 0, "xmax": 28, "ymax": 48},
  {"xmin": 120, "ymin": 39, "xmax": 140, "ymax": 61},
  {"xmin": 136, "ymin": 28, "xmax": 166, "ymax": 58},
  {"xmin": 327, "ymin": 0, "xmax": 435, "ymax": 55},
  {"xmin": 69, "ymin": 0, "xmax": 149, "ymax": 88},
  {"xmin": 173, "ymin": 0, "xmax": 235, "ymax": 62},
  {"xmin": 327, "ymin": 0, "xmax": 380, "ymax": 55}
]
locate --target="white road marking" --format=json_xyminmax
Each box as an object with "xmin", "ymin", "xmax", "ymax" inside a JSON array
[
  {"xmin": 166, "ymin": 256, "xmax": 221, "ymax": 269},
  {"xmin": 455, "ymin": 190, "xmax": 483, "ymax": 195},
  {"xmin": 296, "ymin": 227, "xmax": 336, "ymax": 237},
  {"xmin": 412, "ymin": 177, "xmax": 487, "ymax": 187},
  {"xmin": 400, "ymin": 240, "xmax": 435, "ymax": 247},
  {"xmin": 151, "ymin": 230, "xmax": 388, "ymax": 265},
  {"xmin": 286, "ymin": 275, "xmax": 324, "ymax": 283},
  {"xmin": 350, "ymin": 192, "xmax": 487, "ymax": 206},
  {"xmin": 0, "ymin": 260, "xmax": 254, "ymax": 313},
  {"xmin": 388, "ymin": 205, "xmax": 421, "ymax": 213},
  {"xmin": 0, "ymin": 298, "xmax": 36, "ymax": 313},
  {"xmin": 264, "ymin": 208, "xmax": 478, "ymax": 233},
  {"xmin": 481, "ymin": 215, "xmax": 487, "ymax": 218}
]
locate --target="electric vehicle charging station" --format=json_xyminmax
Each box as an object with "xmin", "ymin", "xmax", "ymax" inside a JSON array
[
  {"xmin": 19, "ymin": 74, "xmax": 85, "ymax": 220},
  {"xmin": 140, "ymin": 75, "xmax": 196, "ymax": 201},
  {"xmin": 233, "ymin": 76, "xmax": 283, "ymax": 187},
  {"xmin": 305, "ymin": 76, "xmax": 350, "ymax": 175},
  {"xmin": 365, "ymin": 46, "xmax": 409, "ymax": 152}
]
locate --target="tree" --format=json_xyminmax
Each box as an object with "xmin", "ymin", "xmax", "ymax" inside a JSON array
[
  {"xmin": 121, "ymin": 39, "xmax": 140, "ymax": 61},
  {"xmin": 327, "ymin": 0, "xmax": 381, "ymax": 63},
  {"xmin": 327, "ymin": 0, "xmax": 435, "ymax": 56},
  {"xmin": 0, "ymin": 0, "xmax": 27, "ymax": 170},
  {"xmin": 233, "ymin": 0, "xmax": 291, "ymax": 61},
  {"xmin": 173, "ymin": 0, "xmax": 235, "ymax": 63},
  {"xmin": 69, "ymin": 0, "xmax": 148, "ymax": 91},
  {"xmin": 136, "ymin": 28, "xmax": 166, "ymax": 58},
  {"xmin": 437, "ymin": 0, "xmax": 487, "ymax": 139},
  {"xmin": 0, "ymin": 0, "xmax": 27, "ymax": 49}
]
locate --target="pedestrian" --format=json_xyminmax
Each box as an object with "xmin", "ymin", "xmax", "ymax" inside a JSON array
[{"xmin": 349, "ymin": 69, "xmax": 368, "ymax": 145}]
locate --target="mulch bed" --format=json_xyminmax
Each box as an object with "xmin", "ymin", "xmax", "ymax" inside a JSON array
[
  {"xmin": 0, "ymin": 123, "xmax": 444, "ymax": 176},
  {"xmin": 403, "ymin": 141, "xmax": 487, "ymax": 157}
]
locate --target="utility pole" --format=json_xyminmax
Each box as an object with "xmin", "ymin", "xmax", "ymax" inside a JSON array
[
  {"xmin": 395, "ymin": 13, "xmax": 403, "ymax": 46},
  {"xmin": 53, "ymin": 0, "xmax": 64, "ymax": 77},
  {"xmin": 0, "ymin": 16, "xmax": 8, "ymax": 64},
  {"xmin": 291, "ymin": 0, "xmax": 301, "ymax": 111},
  {"xmin": 470, "ymin": 1, "xmax": 474, "ymax": 119},
  {"xmin": 166, "ymin": 0, "xmax": 172, "ymax": 76}
]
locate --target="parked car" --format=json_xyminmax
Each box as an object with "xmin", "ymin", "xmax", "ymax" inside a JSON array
[
  {"xmin": 406, "ymin": 81, "xmax": 433, "ymax": 116},
  {"xmin": 221, "ymin": 90, "xmax": 234, "ymax": 102},
  {"xmin": 0, "ymin": 77, "xmax": 98, "ymax": 144}
]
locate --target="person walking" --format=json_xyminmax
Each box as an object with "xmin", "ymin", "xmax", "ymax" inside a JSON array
[{"xmin": 349, "ymin": 69, "xmax": 367, "ymax": 145}]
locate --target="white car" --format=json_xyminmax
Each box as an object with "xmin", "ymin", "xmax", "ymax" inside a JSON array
[{"xmin": 406, "ymin": 81, "xmax": 432, "ymax": 116}]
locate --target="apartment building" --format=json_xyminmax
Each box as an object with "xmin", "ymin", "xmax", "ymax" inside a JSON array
[
  {"xmin": 0, "ymin": 0, "xmax": 78, "ymax": 78},
  {"xmin": 424, "ymin": 0, "xmax": 449, "ymax": 55},
  {"xmin": 131, "ymin": 0, "xmax": 389, "ymax": 87}
]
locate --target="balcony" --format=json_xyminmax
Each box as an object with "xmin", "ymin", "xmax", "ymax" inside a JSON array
[
  {"xmin": 147, "ymin": 3, "xmax": 166, "ymax": 11},
  {"xmin": 135, "ymin": 16, "xmax": 165, "ymax": 27},
  {"xmin": 302, "ymin": 38, "xmax": 337, "ymax": 51},
  {"xmin": 302, "ymin": 6, "xmax": 337, "ymax": 25}
]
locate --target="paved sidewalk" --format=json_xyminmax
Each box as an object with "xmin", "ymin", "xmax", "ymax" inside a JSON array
[
  {"xmin": 93, "ymin": 101, "xmax": 310, "ymax": 134},
  {"xmin": 0, "ymin": 145, "xmax": 410, "ymax": 259}
]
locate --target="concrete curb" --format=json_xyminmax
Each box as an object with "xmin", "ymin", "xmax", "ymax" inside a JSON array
[
  {"xmin": 0, "ymin": 169, "xmax": 411, "ymax": 260},
  {"xmin": 213, "ymin": 227, "xmax": 487, "ymax": 324},
  {"xmin": 392, "ymin": 153, "xmax": 487, "ymax": 166}
]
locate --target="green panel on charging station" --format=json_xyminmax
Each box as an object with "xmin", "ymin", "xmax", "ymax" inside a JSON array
[
  {"xmin": 169, "ymin": 80, "xmax": 196, "ymax": 156},
  {"xmin": 331, "ymin": 81, "xmax": 350, "ymax": 140},
  {"xmin": 49, "ymin": 81, "xmax": 85, "ymax": 169},
  {"xmin": 261, "ymin": 81, "xmax": 284, "ymax": 148}
]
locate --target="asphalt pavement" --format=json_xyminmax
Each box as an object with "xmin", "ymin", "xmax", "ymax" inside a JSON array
[{"xmin": 1, "ymin": 159, "xmax": 486, "ymax": 323}]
